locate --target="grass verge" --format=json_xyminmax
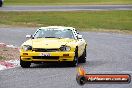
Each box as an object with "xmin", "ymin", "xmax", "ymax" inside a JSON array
[
  {"xmin": 0, "ymin": 11, "xmax": 132, "ymax": 33},
  {"xmin": 0, "ymin": 46, "xmax": 19, "ymax": 61},
  {"xmin": 5, "ymin": 0, "xmax": 132, "ymax": 5},
  {"xmin": 0, "ymin": 56, "xmax": 6, "ymax": 61}
]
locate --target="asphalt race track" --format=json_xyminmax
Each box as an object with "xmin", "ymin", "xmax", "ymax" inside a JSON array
[
  {"xmin": 0, "ymin": 5, "xmax": 132, "ymax": 11},
  {"xmin": 0, "ymin": 27, "xmax": 132, "ymax": 88}
]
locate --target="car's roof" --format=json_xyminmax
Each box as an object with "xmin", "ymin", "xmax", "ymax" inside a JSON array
[{"xmin": 39, "ymin": 26, "xmax": 75, "ymax": 31}]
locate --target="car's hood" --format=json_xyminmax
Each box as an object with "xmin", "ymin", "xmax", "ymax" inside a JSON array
[{"xmin": 23, "ymin": 38, "xmax": 76, "ymax": 48}]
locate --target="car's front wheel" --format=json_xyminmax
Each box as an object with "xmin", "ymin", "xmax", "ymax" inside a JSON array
[
  {"xmin": 0, "ymin": 1, "xmax": 3, "ymax": 7},
  {"xmin": 20, "ymin": 59, "xmax": 31, "ymax": 68},
  {"xmin": 71, "ymin": 48, "xmax": 78, "ymax": 67},
  {"xmin": 79, "ymin": 47, "xmax": 86, "ymax": 63}
]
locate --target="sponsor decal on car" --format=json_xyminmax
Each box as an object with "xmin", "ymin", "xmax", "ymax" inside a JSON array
[{"xmin": 40, "ymin": 53, "xmax": 51, "ymax": 56}]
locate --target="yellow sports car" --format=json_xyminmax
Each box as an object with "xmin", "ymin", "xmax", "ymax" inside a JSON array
[{"xmin": 20, "ymin": 26, "xmax": 87, "ymax": 68}]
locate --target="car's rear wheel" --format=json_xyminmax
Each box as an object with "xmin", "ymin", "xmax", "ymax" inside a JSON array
[{"xmin": 20, "ymin": 58, "xmax": 31, "ymax": 68}]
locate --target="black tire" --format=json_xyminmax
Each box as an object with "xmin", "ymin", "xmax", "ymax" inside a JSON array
[
  {"xmin": 0, "ymin": 1, "xmax": 3, "ymax": 7},
  {"xmin": 71, "ymin": 48, "xmax": 78, "ymax": 67},
  {"xmin": 20, "ymin": 59, "xmax": 31, "ymax": 68},
  {"xmin": 79, "ymin": 47, "xmax": 86, "ymax": 63}
]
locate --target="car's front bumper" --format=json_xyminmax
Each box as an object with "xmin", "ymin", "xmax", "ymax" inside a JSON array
[{"xmin": 20, "ymin": 51, "xmax": 75, "ymax": 62}]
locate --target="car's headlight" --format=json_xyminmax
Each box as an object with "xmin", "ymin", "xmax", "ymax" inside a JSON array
[
  {"xmin": 22, "ymin": 45, "xmax": 32, "ymax": 51},
  {"xmin": 60, "ymin": 45, "xmax": 71, "ymax": 51}
]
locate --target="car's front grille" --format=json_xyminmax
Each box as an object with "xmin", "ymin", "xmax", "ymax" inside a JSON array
[
  {"xmin": 32, "ymin": 48, "xmax": 59, "ymax": 52},
  {"xmin": 32, "ymin": 56, "xmax": 59, "ymax": 59}
]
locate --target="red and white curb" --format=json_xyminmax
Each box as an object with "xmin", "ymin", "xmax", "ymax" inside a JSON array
[
  {"xmin": 0, "ymin": 60, "xmax": 20, "ymax": 70},
  {"xmin": 0, "ymin": 43, "xmax": 20, "ymax": 71}
]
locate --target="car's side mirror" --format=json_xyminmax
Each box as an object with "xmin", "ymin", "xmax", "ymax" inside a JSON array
[
  {"xmin": 26, "ymin": 35, "xmax": 33, "ymax": 39},
  {"xmin": 77, "ymin": 35, "xmax": 82, "ymax": 39}
]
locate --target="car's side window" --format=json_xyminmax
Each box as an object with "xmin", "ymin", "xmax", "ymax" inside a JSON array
[
  {"xmin": 72, "ymin": 29, "xmax": 78, "ymax": 39},
  {"xmin": 74, "ymin": 29, "xmax": 80, "ymax": 34}
]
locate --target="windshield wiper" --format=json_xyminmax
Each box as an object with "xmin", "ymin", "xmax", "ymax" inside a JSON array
[
  {"xmin": 36, "ymin": 37, "xmax": 43, "ymax": 38},
  {"xmin": 45, "ymin": 37, "xmax": 62, "ymax": 39},
  {"xmin": 45, "ymin": 37, "xmax": 56, "ymax": 38}
]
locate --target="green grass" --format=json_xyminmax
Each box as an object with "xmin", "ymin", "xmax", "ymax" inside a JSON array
[
  {"xmin": 5, "ymin": 0, "xmax": 132, "ymax": 5},
  {"xmin": 0, "ymin": 11, "xmax": 132, "ymax": 32},
  {"xmin": 0, "ymin": 56, "xmax": 6, "ymax": 60}
]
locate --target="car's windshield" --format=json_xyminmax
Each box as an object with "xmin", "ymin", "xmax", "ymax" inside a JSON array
[{"xmin": 34, "ymin": 29, "xmax": 74, "ymax": 39}]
